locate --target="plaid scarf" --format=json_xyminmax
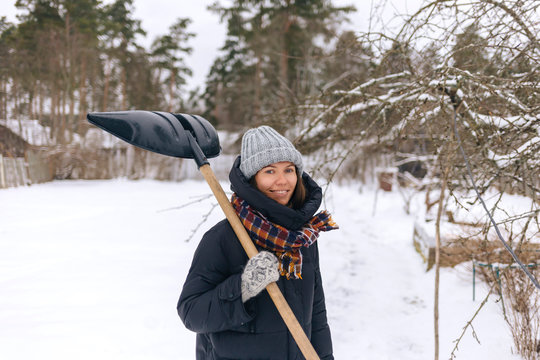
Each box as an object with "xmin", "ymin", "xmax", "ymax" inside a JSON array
[{"xmin": 231, "ymin": 194, "xmax": 339, "ymax": 279}]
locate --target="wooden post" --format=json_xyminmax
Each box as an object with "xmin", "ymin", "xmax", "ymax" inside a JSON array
[
  {"xmin": 199, "ymin": 164, "xmax": 320, "ymax": 360},
  {"xmin": 0, "ymin": 155, "xmax": 5, "ymax": 188},
  {"xmin": 18, "ymin": 158, "xmax": 29, "ymax": 185}
]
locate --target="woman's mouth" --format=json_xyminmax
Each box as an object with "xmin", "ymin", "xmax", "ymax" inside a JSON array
[{"xmin": 268, "ymin": 189, "xmax": 291, "ymax": 204}]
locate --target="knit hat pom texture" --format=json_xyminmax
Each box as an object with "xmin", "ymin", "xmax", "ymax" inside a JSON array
[{"xmin": 240, "ymin": 126, "xmax": 303, "ymax": 179}]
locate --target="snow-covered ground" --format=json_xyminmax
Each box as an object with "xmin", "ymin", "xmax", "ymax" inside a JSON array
[{"xmin": 0, "ymin": 179, "xmax": 519, "ymax": 359}]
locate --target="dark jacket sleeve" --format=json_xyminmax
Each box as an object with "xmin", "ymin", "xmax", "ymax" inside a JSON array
[
  {"xmin": 177, "ymin": 222, "xmax": 254, "ymax": 333},
  {"xmin": 311, "ymin": 244, "xmax": 334, "ymax": 360}
]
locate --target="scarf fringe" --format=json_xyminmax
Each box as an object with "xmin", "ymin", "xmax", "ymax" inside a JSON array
[{"xmin": 278, "ymin": 252, "xmax": 304, "ymax": 280}]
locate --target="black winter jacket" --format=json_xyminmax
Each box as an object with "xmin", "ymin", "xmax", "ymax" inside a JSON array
[{"xmin": 177, "ymin": 157, "xmax": 333, "ymax": 359}]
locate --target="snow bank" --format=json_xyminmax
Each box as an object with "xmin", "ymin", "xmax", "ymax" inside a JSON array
[{"xmin": 0, "ymin": 180, "xmax": 519, "ymax": 359}]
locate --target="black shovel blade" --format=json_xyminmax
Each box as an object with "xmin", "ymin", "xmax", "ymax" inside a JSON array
[{"xmin": 86, "ymin": 110, "xmax": 220, "ymax": 159}]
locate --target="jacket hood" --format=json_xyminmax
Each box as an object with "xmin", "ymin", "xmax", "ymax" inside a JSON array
[{"xmin": 229, "ymin": 156, "xmax": 322, "ymax": 230}]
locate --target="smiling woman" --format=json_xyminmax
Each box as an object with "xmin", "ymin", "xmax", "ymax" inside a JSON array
[{"xmin": 177, "ymin": 125, "xmax": 339, "ymax": 359}]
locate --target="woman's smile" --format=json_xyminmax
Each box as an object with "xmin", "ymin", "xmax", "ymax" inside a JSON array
[{"xmin": 268, "ymin": 189, "xmax": 291, "ymax": 201}]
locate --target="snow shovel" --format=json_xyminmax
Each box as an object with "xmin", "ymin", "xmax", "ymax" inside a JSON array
[{"xmin": 87, "ymin": 110, "xmax": 320, "ymax": 360}]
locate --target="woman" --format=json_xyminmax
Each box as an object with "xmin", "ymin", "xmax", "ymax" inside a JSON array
[{"xmin": 177, "ymin": 125, "xmax": 338, "ymax": 359}]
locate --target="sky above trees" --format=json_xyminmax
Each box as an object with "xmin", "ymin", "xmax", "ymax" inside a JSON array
[{"xmin": 3, "ymin": 0, "xmax": 424, "ymax": 91}]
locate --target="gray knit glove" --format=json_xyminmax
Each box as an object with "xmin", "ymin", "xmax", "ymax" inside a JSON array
[{"xmin": 241, "ymin": 251, "xmax": 280, "ymax": 303}]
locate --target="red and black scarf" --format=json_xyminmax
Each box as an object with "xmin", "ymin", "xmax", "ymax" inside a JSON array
[{"xmin": 231, "ymin": 194, "xmax": 339, "ymax": 279}]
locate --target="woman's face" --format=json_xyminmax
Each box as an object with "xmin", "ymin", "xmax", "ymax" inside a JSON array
[{"xmin": 254, "ymin": 161, "xmax": 297, "ymax": 205}]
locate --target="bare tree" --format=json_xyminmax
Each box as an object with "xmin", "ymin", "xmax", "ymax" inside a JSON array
[{"xmin": 293, "ymin": 1, "xmax": 539, "ymax": 358}]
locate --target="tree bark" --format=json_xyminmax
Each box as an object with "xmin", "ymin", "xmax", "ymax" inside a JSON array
[
  {"xmin": 65, "ymin": 11, "xmax": 73, "ymax": 142},
  {"xmin": 121, "ymin": 66, "xmax": 127, "ymax": 110},
  {"xmin": 434, "ymin": 162, "xmax": 450, "ymax": 360},
  {"xmin": 168, "ymin": 71, "xmax": 175, "ymax": 112},
  {"xmin": 38, "ymin": 81, "xmax": 43, "ymax": 122},
  {"xmin": 79, "ymin": 55, "xmax": 87, "ymax": 123},
  {"xmin": 280, "ymin": 1, "xmax": 294, "ymax": 103},
  {"xmin": 0, "ymin": 78, "xmax": 4, "ymax": 120},
  {"xmin": 103, "ymin": 56, "xmax": 111, "ymax": 112},
  {"xmin": 51, "ymin": 88, "xmax": 58, "ymax": 141},
  {"xmin": 254, "ymin": 54, "xmax": 262, "ymax": 119},
  {"xmin": 60, "ymin": 89, "xmax": 66, "ymax": 144}
]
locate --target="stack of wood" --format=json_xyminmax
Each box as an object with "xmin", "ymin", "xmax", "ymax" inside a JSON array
[{"xmin": 413, "ymin": 219, "xmax": 540, "ymax": 271}]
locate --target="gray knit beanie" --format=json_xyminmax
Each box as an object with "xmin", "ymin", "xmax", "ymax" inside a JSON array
[{"xmin": 239, "ymin": 125, "xmax": 303, "ymax": 179}]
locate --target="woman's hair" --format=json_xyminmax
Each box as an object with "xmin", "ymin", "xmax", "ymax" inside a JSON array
[{"xmin": 289, "ymin": 170, "xmax": 307, "ymax": 209}]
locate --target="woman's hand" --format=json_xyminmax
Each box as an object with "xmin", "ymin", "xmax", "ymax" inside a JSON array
[{"xmin": 241, "ymin": 251, "xmax": 280, "ymax": 303}]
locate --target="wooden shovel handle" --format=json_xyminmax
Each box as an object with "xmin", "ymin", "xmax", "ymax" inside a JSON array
[{"xmin": 199, "ymin": 164, "xmax": 320, "ymax": 360}]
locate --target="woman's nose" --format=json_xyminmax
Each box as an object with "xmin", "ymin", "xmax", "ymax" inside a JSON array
[{"xmin": 275, "ymin": 171, "xmax": 287, "ymax": 184}]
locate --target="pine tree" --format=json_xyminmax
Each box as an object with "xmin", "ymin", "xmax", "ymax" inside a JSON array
[
  {"xmin": 14, "ymin": 0, "xmax": 65, "ymax": 139},
  {"xmin": 206, "ymin": 0, "xmax": 354, "ymax": 129},
  {"xmin": 150, "ymin": 18, "xmax": 195, "ymax": 112},
  {"xmin": 452, "ymin": 24, "xmax": 489, "ymax": 73},
  {"xmin": 0, "ymin": 17, "xmax": 15, "ymax": 120},
  {"xmin": 100, "ymin": 0, "xmax": 146, "ymax": 110}
]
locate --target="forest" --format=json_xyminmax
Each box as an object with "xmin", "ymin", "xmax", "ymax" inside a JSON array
[{"xmin": 1, "ymin": 0, "xmax": 539, "ymax": 359}]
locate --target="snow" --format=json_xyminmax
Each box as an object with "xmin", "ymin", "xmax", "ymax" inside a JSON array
[
  {"xmin": 0, "ymin": 119, "xmax": 52, "ymax": 146},
  {"xmin": 0, "ymin": 179, "xmax": 520, "ymax": 359},
  {"xmin": 0, "ymin": 119, "xmax": 127, "ymax": 149},
  {"xmin": 417, "ymin": 188, "xmax": 540, "ymax": 245},
  {"xmin": 488, "ymin": 136, "xmax": 540, "ymax": 168},
  {"xmin": 81, "ymin": 128, "xmax": 126, "ymax": 149}
]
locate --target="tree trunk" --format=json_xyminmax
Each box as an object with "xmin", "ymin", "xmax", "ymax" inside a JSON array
[
  {"xmin": 254, "ymin": 54, "xmax": 262, "ymax": 119},
  {"xmin": 154, "ymin": 67, "xmax": 162, "ymax": 107},
  {"xmin": 434, "ymin": 163, "xmax": 450, "ymax": 360},
  {"xmin": 13, "ymin": 80, "xmax": 22, "ymax": 134},
  {"xmin": 29, "ymin": 85, "xmax": 35, "ymax": 120},
  {"xmin": 79, "ymin": 55, "xmax": 87, "ymax": 124},
  {"xmin": 66, "ymin": 12, "xmax": 73, "ymax": 142},
  {"xmin": 280, "ymin": 25, "xmax": 291, "ymax": 103},
  {"xmin": 168, "ymin": 71, "xmax": 175, "ymax": 112},
  {"xmin": 51, "ymin": 88, "xmax": 58, "ymax": 142},
  {"xmin": 89, "ymin": 55, "xmax": 96, "ymax": 112},
  {"xmin": 103, "ymin": 57, "xmax": 111, "ymax": 111},
  {"xmin": 0, "ymin": 77, "xmax": 4, "ymax": 120},
  {"xmin": 280, "ymin": 1, "xmax": 294, "ymax": 104},
  {"xmin": 121, "ymin": 67, "xmax": 127, "ymax": 110},
  {"xmin": 68, "ymin": 91, "xmax": 75, "ymax": 142},
  {"xmin": 60, "ymin": 89, "xmax": 66, "ymax": 144},
  {"xmin": 38, "ymin": 81, "xmax": 43, "ymax": 122}
]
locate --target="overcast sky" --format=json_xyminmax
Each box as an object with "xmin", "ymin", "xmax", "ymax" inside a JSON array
[{"xmin": 3, "ymin": 0, "xmax": 424, "ymax": 92}]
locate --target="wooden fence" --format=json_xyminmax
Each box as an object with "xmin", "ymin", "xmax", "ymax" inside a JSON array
[
  {"xmin": 0, "ymin": 146, "xmax": 235, "ymax": 189},
  {"xmin": 0, "ymin": 150, "xmax": 53, "ymax": 188}
]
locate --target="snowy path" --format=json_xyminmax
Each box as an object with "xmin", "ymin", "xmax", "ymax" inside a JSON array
[
  {"xmin": 323, "ymin": 185, "xmax": 517, "ymax": 359},
  {"xmin": 0, "ymin": 180, "xmax": 517, "ymax": 359}
]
